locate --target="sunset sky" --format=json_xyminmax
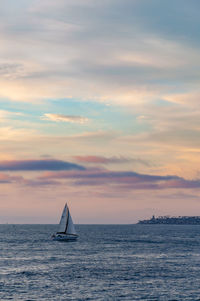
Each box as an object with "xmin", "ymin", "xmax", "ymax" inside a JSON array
[{"xmin": 1, "ymin": 0, "xmax": 200, "ymax": 223}]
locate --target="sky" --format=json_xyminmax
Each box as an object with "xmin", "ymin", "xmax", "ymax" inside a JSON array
[{"xmin": 1, "ymin": 0, "xmax": 200, "ymax": 223}]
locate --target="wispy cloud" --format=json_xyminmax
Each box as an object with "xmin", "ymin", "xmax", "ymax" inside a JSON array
[
  {"xmin": 42, "ymin": 113, "xmax": 89, "ymax": 124},
  {"xmin": 73, "ymin": 155, "xmax": 150, "ymax": 166},
  {"xmin": 0, "ymin": 110, "xmax": 24, "ymax": 120},
  {"xmin": 36, "ymin": 168, "xmax": 200, "ymax": 190},
  {"xmin": 0, "ymin": 127, "xmax": 38, "ymax": 141},
  {"xmin": 0, "ymin": 0, "xmax": 200, "ymax": 104},
  {"xmin": 0, "ymin": 172, "xmax": 24, "ymax": 184}
]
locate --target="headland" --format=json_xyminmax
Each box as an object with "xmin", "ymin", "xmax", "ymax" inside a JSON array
[{"xmin": 138, "ymin": 215, "xmax": 200, "ymax": 225}]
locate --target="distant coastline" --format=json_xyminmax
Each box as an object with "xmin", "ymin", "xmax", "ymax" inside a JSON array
[{"xmin": 138, "ymin": 215, "xmax": 200, "ymax": 225}]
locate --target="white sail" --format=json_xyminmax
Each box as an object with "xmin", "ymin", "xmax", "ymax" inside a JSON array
[
  {"xmin": 57, "ymin": 203, "xmax": 68, "ymax": 233},
  {"xmin": 66, "ymin": 211, "xmax": 77, "ymax": 235},
  {"xmin": 53, "ymin": 202, "xmax": 78, "ymax": 240}
]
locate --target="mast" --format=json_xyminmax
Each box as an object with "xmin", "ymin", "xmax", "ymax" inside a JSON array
[{"xmin": 64, "ymin": 206, "xmax": 69, "ymax": 234}]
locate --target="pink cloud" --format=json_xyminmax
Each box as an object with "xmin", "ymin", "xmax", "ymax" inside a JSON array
[
  {"xmin": 73, "ymin": 155, "xmax": 127, "ymax": 164},
  {"xmin": 36, "ymin": 169, "xmax": 200, "ymax": 190},
  {"xmin": 1, "ymin": 166, "xmax": 200, "ymax": 191},
  {"xmin": 0, "ymin": 172, "xmax": 24, "ymax": 183}
]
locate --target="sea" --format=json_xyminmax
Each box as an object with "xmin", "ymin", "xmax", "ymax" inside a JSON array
[{"xmin": 0, "ymin": 224, "xmax": 200, "ymax": 301}]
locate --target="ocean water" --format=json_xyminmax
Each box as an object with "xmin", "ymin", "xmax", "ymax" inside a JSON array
[{"xmin": 0, "ymin": 225, "xmax": 200, "ymax": 301}]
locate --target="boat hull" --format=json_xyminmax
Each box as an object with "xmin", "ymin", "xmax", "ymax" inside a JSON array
[{"xmin": 52, "ymin": 233, "xmax": 78, "ymax": 241}]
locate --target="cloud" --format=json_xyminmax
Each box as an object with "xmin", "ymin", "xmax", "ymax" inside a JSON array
[
  {"xmin": 0, "ymin": 159, "xmax": 85, "ymax": 171},
  {"xmin": 0, "ymin": 63, "xmax": 26, "ymax": 79},
  {"xmin": 0, "ymin": 0, "xmax": 200, "ymax": 105},
  {"xmin": 164, "ymin": 91, "xmax": 200, "ymax": 108},
  {"xmin": 0, "ymin": 172, "xmax": 24, "ymax": 184},
  {"xmin": 0, "ymin": 110, "xmax": 24, "ymax": 120},
  {"xmin": 0, "ymin": 0, "xmax": 200, "ymax": 188},
  {"xmin": 0, "ymin": 127, "xmax": 38, "ymax": 141},
  {"xmin": 42, "ymin": 113, "xmax": 89, "ymax": 124},
  {"xmin": 24, "ymin": 178, "xmax": 61, "ymax": 186},
  {"xmin": 73, "ymin": 155, "xmax": 150, "ymax": 166},
  {"xmin": 73, "ymin": 155, "xmax": 129, "ymax": 164},
  {"xmin": 159, "ymin": 192, "xmax": 199, "ymax": 200},
  {"xmin": 0, "ymin": 162, "xmax": 200, "ymax": 192},
  {"xmin": 37, "ymin": 168, "xmax": 200, "ymax": 190}
]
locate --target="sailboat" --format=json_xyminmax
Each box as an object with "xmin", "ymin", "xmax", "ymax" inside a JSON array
[{"xmin": 52, "ymin": 202, "xmax": 78, "ymax": 241}]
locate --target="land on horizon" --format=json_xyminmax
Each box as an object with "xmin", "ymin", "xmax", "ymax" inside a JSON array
[{"xmin": 138, "ymin": 215, "xmax": 200, "ymax": 225}]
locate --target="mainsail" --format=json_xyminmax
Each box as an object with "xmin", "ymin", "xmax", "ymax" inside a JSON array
[{"xmin": 57, "ymin": 203, "xmax": 77, "ymax": 235}]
